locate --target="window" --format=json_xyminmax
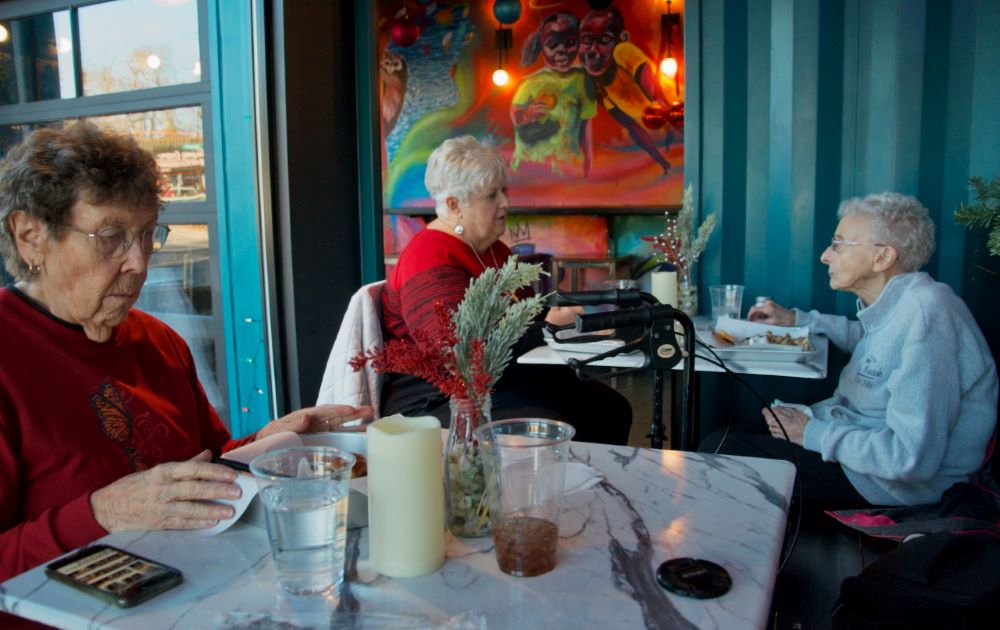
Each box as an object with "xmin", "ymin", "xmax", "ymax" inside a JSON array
[{"xmin": 0, "ymin": 0, "xmax": 229, "ymax": 422}]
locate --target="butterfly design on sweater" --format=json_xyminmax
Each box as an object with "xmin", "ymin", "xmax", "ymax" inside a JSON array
[{"xmin": 90, "ymin": 381, "xmax": 149, "ymax": 472}]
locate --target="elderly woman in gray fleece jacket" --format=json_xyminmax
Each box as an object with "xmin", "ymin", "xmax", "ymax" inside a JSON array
[{"xmin": 702, "ymin": 192, "xmax": 997, "ymax": 507}]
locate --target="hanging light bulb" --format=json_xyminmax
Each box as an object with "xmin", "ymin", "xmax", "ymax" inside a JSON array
[
  {"xmin": 492, "ymin": 68, "xmax": 510, "ymax": 86},
  {"xmin": 658, "ymin": 0, "xmax": 681, "ymax": 89},
  {"xmin": 493, "ymin": 22, "xmax": 513, "ymax": 88},
  {"xmin": 660, "ymin": 56, "xmax": 678, "ymax": 79}
]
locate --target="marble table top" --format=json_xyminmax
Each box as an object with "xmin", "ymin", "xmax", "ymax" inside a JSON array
[{"xmin": 1, "ymin": 442, "xmax": 795, "ymax": 629}]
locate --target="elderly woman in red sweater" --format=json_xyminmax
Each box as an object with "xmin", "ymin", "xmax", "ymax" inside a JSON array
[
  {"xmin": 0, "ymin": 123, "xmax": 370, "ymax": 584},
  {"xmin": 380, "ymin": 135, "xmax": 632, "ymax": 444}
]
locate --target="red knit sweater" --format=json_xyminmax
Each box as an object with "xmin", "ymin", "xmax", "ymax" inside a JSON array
[
  {"xmin": 383, "ymin": 229, "xmax": 511, "ymax": 343},
  {"xmin": 0, "ymin": 287, "xmax": 250, "ymax": 583}
]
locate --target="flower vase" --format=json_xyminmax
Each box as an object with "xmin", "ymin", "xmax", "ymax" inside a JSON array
[
  {"xmin": 445, "ymin": 395, "xmax": 491, "ymax": 537},
  {"xmin": 678, "ymin": 266, "xmax": 698, "ymax": 317}
]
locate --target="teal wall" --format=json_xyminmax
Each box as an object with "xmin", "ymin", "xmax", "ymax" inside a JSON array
[
  {"xmin": 689, "ymin": 0, "xmax": 1000, "ymax": 324},
  {"xmin": 688, "ymin": 0, "xmax": 1000, "ymax": 435}
]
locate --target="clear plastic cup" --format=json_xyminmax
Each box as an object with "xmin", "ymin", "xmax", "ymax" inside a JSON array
[
  {"xmin": 250, "ymin": 446, "xmax": 355, "ymax": 595},
  {"xmin": 475, "ymin": 419, "xmax": 575, "ymax": 577},
  {"xmin": 709, "ymin": 284, "xmax": 745, "ymax": 327}
]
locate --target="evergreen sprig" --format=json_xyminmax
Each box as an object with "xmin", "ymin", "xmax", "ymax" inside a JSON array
[
  {"xmin": 452, "ymin": 257, "xmax": 546, "ymax": 392},
  {"xmin": 641, "ymin": 184, "xmax": 717, "ymax": 275},
  {"xmin": 955, "ymin": 173, "xmax": 1000, "ymax": 257}
]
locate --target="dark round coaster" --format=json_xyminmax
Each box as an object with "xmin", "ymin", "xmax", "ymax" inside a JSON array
[{"xmin": 656, "ymin": 558, "xmax": 732, "ymax": 599}]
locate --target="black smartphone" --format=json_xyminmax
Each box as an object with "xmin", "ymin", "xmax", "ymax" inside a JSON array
[{"xmin": 45, "ymin": 545, "xmax": 183, "ymax": 608}]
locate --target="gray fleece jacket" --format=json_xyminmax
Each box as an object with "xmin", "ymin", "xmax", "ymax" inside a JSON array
[{"xmin": 796, "ymin": 272, "xmax": 997, "ymax": 506}]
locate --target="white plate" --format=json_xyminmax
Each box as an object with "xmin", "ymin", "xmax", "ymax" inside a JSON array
[{"xmin": 698, "ymin": 318, "xmax": 817, "ymax": 363}]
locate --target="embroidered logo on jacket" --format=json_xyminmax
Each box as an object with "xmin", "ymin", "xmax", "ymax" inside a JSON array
[
  {"xmin": 855, "ymin": 356, "xmax": 885, "ymax": 388},
  {"xmin": 90, "ymin": 381, "xmax": 149, "ymax": 472}
]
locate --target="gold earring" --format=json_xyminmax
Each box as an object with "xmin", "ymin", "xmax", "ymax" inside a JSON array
[{"xmin": 28, "ymin": 261, "xmax": 41, "ymax": 275}]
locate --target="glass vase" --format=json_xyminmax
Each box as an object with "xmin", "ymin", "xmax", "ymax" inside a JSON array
[
  {"xmin": 677, "ymin": 265, "xmax": 698, "ymax": 317},
  {"xmin": 445, "ymin": 395, "xmax": 492, "ymax": 538}
]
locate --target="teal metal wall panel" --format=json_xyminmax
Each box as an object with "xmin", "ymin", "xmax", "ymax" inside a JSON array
[
  {"xmin": 893, "ymin": 0, "xmax": 927, "ymax": 196},
  {"xmin": 969, "ymin": 0, "xmax": 1000, "ymax": 179},
  {"xmin": 743, "ymin": 0, "xmax": 772, "ymax": 295},
  {"xmin": 765, "ymin": 0, "xmax": 796, "ymax": 306},
  {"xmin": 812, "ymin": 0, "xmax": 846, "ymax": 316},
  {"xmin": 916, "ymin": 0, "xmax": 952, "ymax": 284},
  {"xmin": 694, "ymin": 0, "xmax": 999, "ymax": 316},
  {"xmin": 789, "ymin": 0, "xmax": 820, "ymax": 305},
  {"xmin": 864, "ymin": 0, "xmax": 901, "ymax": 193},
  {"xmin": 691, "ymin": 0, "xmax": 1000, "ymax": 436}
]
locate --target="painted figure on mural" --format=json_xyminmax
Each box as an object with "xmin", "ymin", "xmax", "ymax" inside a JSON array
[
  {"xmin": 578, "ymin": 6, "xmax": 672, "ymax": 174},
  {"xmin": 510, "ymin": 12, "xmax": 597, "ymax": 177},
  {"xmin": 380, "ymin": 50, "xmax": 408, "ymax": 138}
]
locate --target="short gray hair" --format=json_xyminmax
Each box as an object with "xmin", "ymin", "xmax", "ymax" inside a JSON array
[
  {"xmin": 0, "ymin": 122, "xmax": 161, "ymax": 279},
  {"xmin": 837, "ymin": 192, "xmax": 936, "ymax": 272},
  {"xmin": 424, "ymin": 136, "xmax": 508, "ymax": 220}
]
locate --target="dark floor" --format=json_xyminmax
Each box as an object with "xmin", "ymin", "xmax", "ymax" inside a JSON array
[{"xmin": 610, "ymin": 373, "xmax": 890, "ymax": 629}]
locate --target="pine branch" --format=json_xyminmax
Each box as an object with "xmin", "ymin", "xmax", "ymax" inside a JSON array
[
  {"xmin": 989, "ymin": 223, "xmax": 1000, "ymax": 258},
  {"xmin": 956, "ymin": 172, "xmax": 1000, "ymax": 257},
  {"xmin": 955, "ymin": 203, "xmax": 996, "ymax": 229}
]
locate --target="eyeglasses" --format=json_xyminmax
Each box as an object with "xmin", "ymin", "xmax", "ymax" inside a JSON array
[
  {"xmin": 63, "ymin": 223, "xmax": 171, "ymax": 258},
  {"xmin": 828, "ymin": 238, "xmax": 887, "ymax": 253}
]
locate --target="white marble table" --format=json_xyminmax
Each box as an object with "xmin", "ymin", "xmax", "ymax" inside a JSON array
[{"xmin": 1, "ymin": 443, "xmax": 795, "ymax": 629}]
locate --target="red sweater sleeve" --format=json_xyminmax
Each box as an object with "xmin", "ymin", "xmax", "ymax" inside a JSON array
[{"xmin": 383, "ymin": 230, "xmax": 512, "ymax": 342}]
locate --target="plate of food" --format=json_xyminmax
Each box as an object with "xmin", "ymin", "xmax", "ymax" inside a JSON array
[{"xmin": 698, "ymin": 317, "xmax": 816, "ymax": 363}]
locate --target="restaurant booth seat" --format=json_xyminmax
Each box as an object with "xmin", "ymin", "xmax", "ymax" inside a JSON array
[{"xmin": 316, "ymin": 280, "xmax": 386, "ymax": 417}]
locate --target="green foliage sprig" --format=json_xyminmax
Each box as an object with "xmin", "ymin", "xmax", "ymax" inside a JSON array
[
  {"xmin": 452, "ymin": 257, "xmax": 547, "ymax": 394},
  {"xmin": 955, "ymin": 173, "xmax": 1000, "ymax": 257},
  {"xmin": 353, "ymin": 256, "xmax": 546, "ymax": 403}
]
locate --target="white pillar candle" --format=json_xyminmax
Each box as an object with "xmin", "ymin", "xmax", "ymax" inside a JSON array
[
  {"xmin": 366, "ymin": 415, "xmax": 445, "ymax": 577},
  {"xmin": 651, "ymin": 270, "xmax": 678, "ymax": 307}
]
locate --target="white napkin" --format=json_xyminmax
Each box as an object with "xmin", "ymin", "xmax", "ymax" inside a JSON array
[
  {"xmin": 194, "ymin": 431, "xmax": 305, "ymax": 536},
  {"xmin": 771, "ymin": 399, "xmax": 814, "ymax": 419},
  {"xmin": 194, "ymin": 474, "xmax": 259, "ymax": 536}
]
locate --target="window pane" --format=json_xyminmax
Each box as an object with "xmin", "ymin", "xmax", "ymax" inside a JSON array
[
  {"xmin": 140, "ymin": 223, "xmax": 213, "ymax": 317},
  {"xmin": 87, "ymin": 106, "xmax": 206, "ymax": 202},
  {"xmin": 0, "ymin": 12, "xmax": 75, "ymax": 104},
  {"xmin": 80, "ymin": 0, "xmax": 200, "ymax": 96},
  {"xmin": 136, "ymin": 222, "xmax": 225, "ymax": 416}
]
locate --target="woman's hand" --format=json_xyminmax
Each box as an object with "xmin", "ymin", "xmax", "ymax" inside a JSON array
[
  {"xmin": 256, "ymin": 404, "xmax": 375, "ymax": 439},
  {"xmin": 763, "ymin": 406, "xmax": 809, "ymax": 446},
  {"xmin": 90, "ymin": 450, "xmax": 241, "ymax": 532},
  {"xmin": 747, "ymin": 299, "xmax": 795, "ymax": 326},
  {"xmin": 544, "ymin": 305, "xmax": 583, "ymax": 327}
]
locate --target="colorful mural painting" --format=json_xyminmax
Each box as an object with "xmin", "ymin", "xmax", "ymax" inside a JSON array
[
  {"xmin": 378, "ymin": 0, "xmax": 685, "ymax": 210},
  {"xmin": 383, "ymin": 214, "xmax": 608, "ymax": 259}
]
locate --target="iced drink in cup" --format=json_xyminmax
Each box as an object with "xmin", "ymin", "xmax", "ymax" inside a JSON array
[
  {"xmin": 475, "ymin": 419, "xmax": 575, "ymax": 577},
  {"xmin": 250, "ymin": 446, "xmax": 355, "ymax": 594}
]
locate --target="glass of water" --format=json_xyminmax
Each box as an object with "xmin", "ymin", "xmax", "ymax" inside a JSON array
[
  {"xmin": 250, "ymin": 446, "xmax": 355, "ymax": 595},
  {"xmin": 709, "ymin": 284, "xmax": 745, "ymax": 327}
]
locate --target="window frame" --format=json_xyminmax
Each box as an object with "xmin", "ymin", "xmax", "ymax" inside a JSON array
[{"xmin": 0, "ymin": 0, "xmax": 233, "ymax": 423}]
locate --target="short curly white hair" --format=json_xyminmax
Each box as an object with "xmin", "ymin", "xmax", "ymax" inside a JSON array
[
  {"xmin": 837, "ymin": 192, "xmax": 936, "ymax": 272},
  {"xmin": 424, "ymin": 136, "xmax": 508, "ymax": 220}
]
